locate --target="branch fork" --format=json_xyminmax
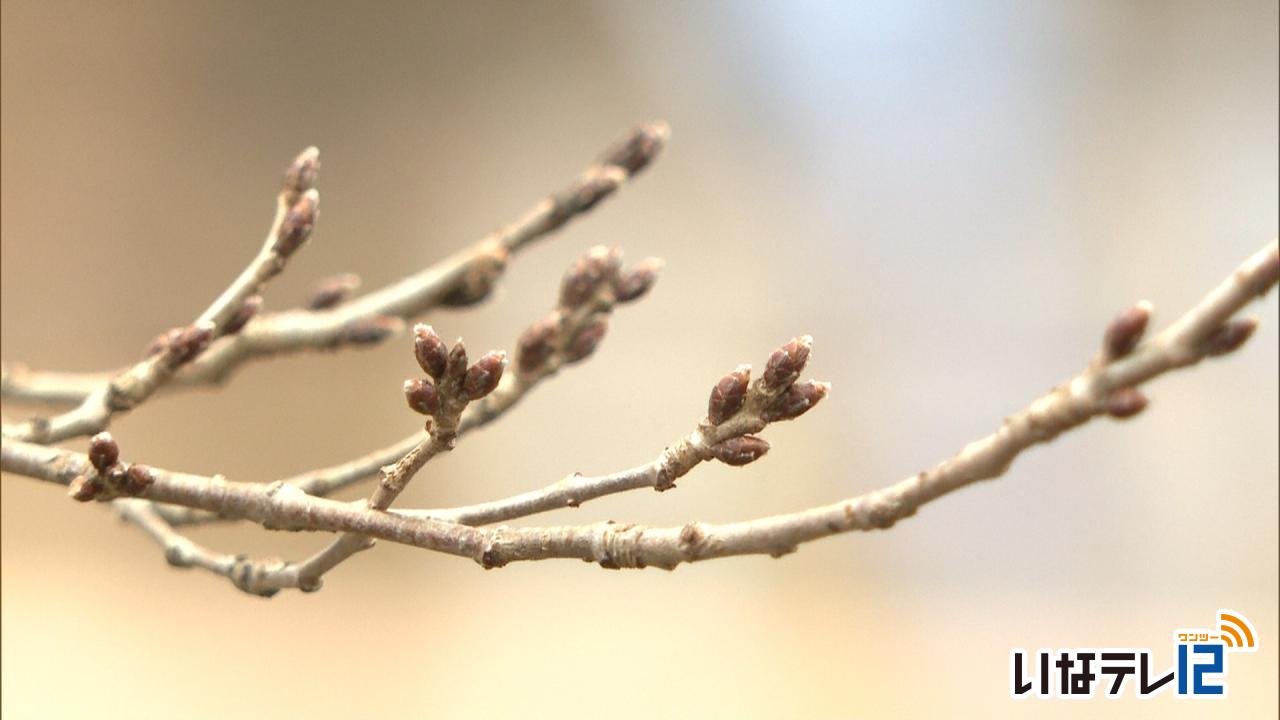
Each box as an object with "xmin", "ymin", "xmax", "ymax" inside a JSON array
[{"xmin": 1, "ymin": 120, "xmax": 1275, "ymax": 597}]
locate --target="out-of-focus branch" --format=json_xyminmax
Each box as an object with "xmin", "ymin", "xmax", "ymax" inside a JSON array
[
  {"xmin": 1, "ymin": 149, "xmax": 322, "ymax": 443},
  {"xmin": 0, "ymin": 123, "xmax": 670, "ymax": 407}
]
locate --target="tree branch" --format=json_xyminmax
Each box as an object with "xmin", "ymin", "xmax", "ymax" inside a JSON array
[
  {"xmin": 0, "ymin": 123, "xmax": 670, "ymax": 406},
  {"xmin": 1, "ymin": 149, "xmax": 322, "ymax": 443},
  {"xmin": 4, "ymin": 239, "xmax": 1274, "ymax": 589}
]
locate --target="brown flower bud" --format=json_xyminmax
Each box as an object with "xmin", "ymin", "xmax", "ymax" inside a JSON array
[
  {"xmin": 68, "ymin": 475, "xmax": 100, "ymax": 502},
  {"xmin": 124, "ymin": 465, "xmax": 157, "ymax": 495},
  {"xmin": 544, "ymin": 167, "xmax": 625, "ymax": 231},
  {"xmin": 340, "ymin": 316, "xmax": 400, "ymax": 345},
  {"xmin": 104, "ymin": 465, "xmax": 129, "ymax": 493},
  {"xmin": 763, "ymin": 380, "xmax": 830, "ymax": 422},
  {"xmin": 598, "ymin": 121, "xmax": 670, "ymax": 176},
  {"xmin": 762, "ymin": 335, "xmax": 813, "ymax": 391},
  {"xmin": 145, "ymin": 327, "xmax": 184, "ymax": 358},
  {"xmin": 464, "ymin": 351, "xmax": 507, "ymax": 400},
  {"xmin": 516, "ymin": 317, "xmax": 558, "ymax": 375},
  {"xmin": 564, "ymin": 317, "xmax": 608, "ymax": 364},
  {"xmin": 168, "ymin": 323, "xmax": 215, "ymax": 366},
  {"xmin": 1203, "ymin": 318, "xmax": 1258, "ymax": 357},
  {"xmin": 413, "ymin": 324, "xmax": 449, "ymax": 378},
  {"xmin": 306, "ymin": 273, "xmax": 360, "ymax": 310},
  {"xmin": 404, "ymin": 378, "xmax": 441, "ymax": 415},
  {"xmin": 1103, "ymin": 301, "xmax": 1152, "ymax": 360},
  {"xmin": 559, "ymin": 246, "xmax": 620, "ymax": 309},
  {"xmin": 707, "ymin": 365, "xmax": 750, "ymax": 425},
  {"xmin": 440, "ymin": 245, "xmax": 509, "ymax": 307},
  {"xmin": 274, "ymin": 189, "xmax": 319, "ymax": 257},
  {"xmin": 88, "ymin": 432, "xmax": 119, "ymax": 472},
  {"xmin": 710, "ymin": 435, "xmax": 770, "ymax": 466},
  {"xmin": 445, "ymin": 339, "xmax": 470, "ymax": 383},
  {"xmin": 570, "ymin": 168, "xmax": 625, "ymax": 213},
  {"xmin": 1105, "ymin": 387, "xmax": 1148, "ymax": 419},
  {"xmin": 224, "ymin": 295, "xmax": 263, "ymax": 335},
  {"xmin": 613, "ymin": 258, "xmax": 663, "ymax": 303},
  {"xmin": 282, "ymin": 146, "xmax": 320, "ymax": 206}
]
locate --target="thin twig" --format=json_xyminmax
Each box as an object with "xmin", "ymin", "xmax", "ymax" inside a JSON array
[
  {"xmin": 284, "ymin": 246, "xmax": 663, "ymax": 589},
  {"xmin": 149, "ymin": 247, "xmax": 662, "ymax": 528},
  {"xmin": 4, "ymin": 238, "xmax": 1274, "ymax": 586},
  {"xmin": 0, "ymin": 123, "xmax": 670, "ymax": 406},
  {"xmin": 1, "ymin": 149, "xmax": 322, "ymax": 443}
]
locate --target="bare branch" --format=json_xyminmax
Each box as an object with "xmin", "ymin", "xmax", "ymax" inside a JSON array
[
  {"xmin": 1, "ymin": 123, "xmax": 671, "ymax": 407},
  {"xmin": 1, "ymin": 149, "xmax": 323, "ymax": 443},
  {"xmin": 285, "ymin": 246, "xmax": 665, "ymax": 588},
  {"xmin": 4, "ymin": 239, "xmax": 1273, "ymax": 586},
  {"xmin": 148, "ymin": 245, "xmax": 664, "ymax": 528}
]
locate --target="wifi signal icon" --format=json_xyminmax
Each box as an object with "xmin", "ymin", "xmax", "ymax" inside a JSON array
[{"xmin": 1218, "ymin": 610, "xmax": 1258, "ymax": 652}]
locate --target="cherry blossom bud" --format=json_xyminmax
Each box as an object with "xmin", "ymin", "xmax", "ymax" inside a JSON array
[
  {"xmin": 570, "ymin": 168, "xmax": 624, "ymax": 213},
  {"xmin": 274, "ymin": 189, "xmax": 319, "ymax": 257},
  {"xmin": 68, "ymin": 475, "xmax": 100, "ymax": 502},
  {"xmin": 1203, "ymin": 318, "xmax": 1258, "ymax": 357},
  {"xmin": 224, "ymin": 295, "xmax": 263, "ymax": 335},
  {"xmin": 413, "ymin": 324, "xmax": 449, "ymax": 379},
  {"xmin": 564, "ymin": 317, "xmax": 608, "ymax": 364},
  {"xmin": 445, "ymin": 340, "xmax": 469, "ymax": 383},
  {"xmin": 763, "ymin": 381, "xmax": 830, "ymax": 422},
  {"xmin": 441, "ymin": 245, "xmax": 508, "ymax": 307},
  {"xmin": 517, "ymin": 318, "xmax": 558, "ymax": 374},
  {"xmin": 762, "ymin": 335, "xmax": 812, "ymax": 391},
  {"xmin": 464, "ymin": 351, "xmax": 507, "ymax": 400},
  {"xmin": 1105, "ymin": 387, "xmax": 1148, "ymax": 419},
  {"xmin": 88, "ymin": 432, "xmax": 119, "ymax": 473},
  {"xmin": 282, "ymin": 146, "xmax": 320, "ymax": 206},
  {"xmin": 340, "ymin": 316, "xmax": 400, "ymax": 345},
  {"xmin": 104, "ymin": 465, "xmax": 129, "ymax": 494},
  {"xmin": 598, "ymin": 121, "xmax": 669, "ymax": 176},
  {"xmin": 708, "ymin": 365, "xmax": 750, "ymax": 425},
  {"xmin": 710, "ymin": 435, "xmax": 771, "ymax": 466},
  {"xmin": 404, "ymin": 378, "xmax": 440, "ymax": 415},
  {"xmin": 306, "ymin": 273, "xmax": 360, "ymax": 310},
  {"xmin": 169, "ymin": 323, "xmax": 215, "ymax": 365},
  {"xmin": 124, "ymin": 465, "xmax": 156, "ymax": 495},
  {"xmin": 145, "ymin": 327, "xmax": 184, "ymax": 358},
  {"xmin": 559, "ymin": 247, "xmax": 619, "ymax": 309},
  {"xmin": 1103, "ymin": 301, "xmax": 1152, "ymax": 360},
  {"xmin": 614, "ymin": 258, "xmax": 663, "ymax": 303}
]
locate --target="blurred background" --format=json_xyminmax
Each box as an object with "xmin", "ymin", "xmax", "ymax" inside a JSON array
[{"xmin": 2, "ymin": 1, "xmax": 1276, "ymax": 717}]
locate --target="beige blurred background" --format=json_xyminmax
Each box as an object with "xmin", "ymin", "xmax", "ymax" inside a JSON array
[{"xmin": 2, "ymin": 1, "xmax": 1276, "ymax": 717}]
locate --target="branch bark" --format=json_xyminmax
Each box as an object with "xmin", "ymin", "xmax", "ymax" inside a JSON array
[
  {"xmin": 0, "ymin": 123, "xmax": 669, "ymax": 406},
  {"xmin": 3, "ymin": 239, "xmax": 1274, "ymax": 589}
]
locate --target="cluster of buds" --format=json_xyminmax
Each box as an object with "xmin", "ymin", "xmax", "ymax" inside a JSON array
[
  {"xmin": 1099, "ymin": 302, "xmax": 1154, "ymax": 420},
  {"xmin": 515, "ymin": 246, "xmax": 661, "ymax": 377},
  {"xmin": 703, "ymin": 336, "xmax": 830, "ymax": 467},
  {"xmin": 404, "ymin": 324, "xmax": 506, "ymax": 441},
  {"xmin": 145, "ymin": 321, "xmax": 215, "ymax": 367},
  {"xmin": 68, "ymin": 432, "xmax": 155, "ymax": 502},
  {"xmin": 1099, "ymin": 297, "xmax": 1260, "ymax": 421}
]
